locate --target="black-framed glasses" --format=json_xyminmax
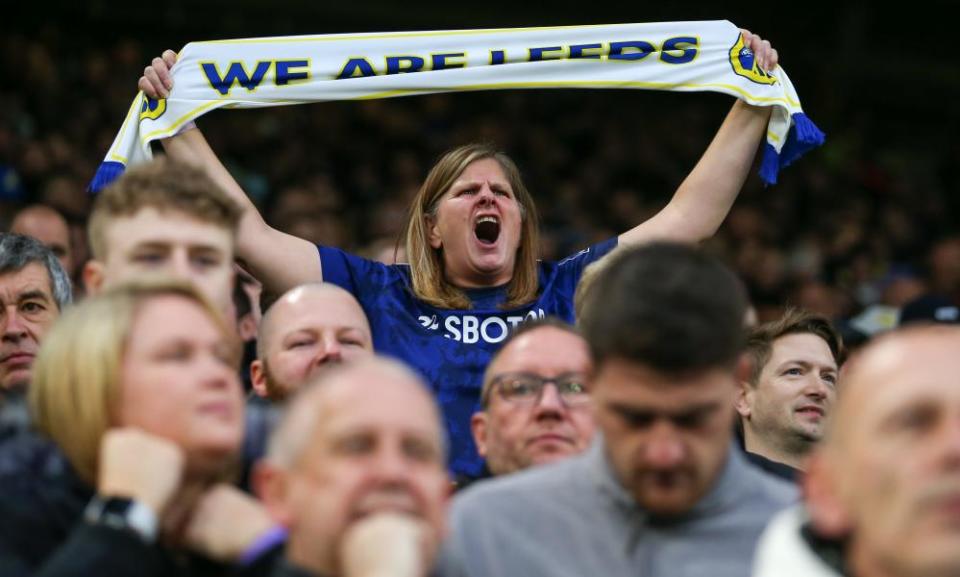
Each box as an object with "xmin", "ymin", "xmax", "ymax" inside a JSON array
[{"xmin": 485, "ymin": 372, "xmax": 591, "ymax": 407}]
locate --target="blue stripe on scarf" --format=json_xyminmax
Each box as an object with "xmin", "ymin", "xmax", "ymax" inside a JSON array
[
  {"xmin": 88, "ymin": 161, "xmax": 126, "ymax": 193},
  {"xmin": 759, "ymin": 112, "xmax": 825, "ymax": 185}
]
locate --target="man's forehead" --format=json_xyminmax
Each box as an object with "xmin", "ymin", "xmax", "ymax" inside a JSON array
[
  {"xmin": 12, "ymin": 208, "xmax": 69, "ymax": 237},
  {"xmin": 268, "ymin": 288, "xmax": 368, "ymax": 337},
  {"xmin": 285, "ymin": 288, "xmax": 363, "ymax": 319},
  {"xmin": 316, "ymin": 375, "xmax": 440, "ymax": 436},
  {"xmin": 768, "ymin": 333, "xmax": 837, "ymax": 367},
  {"xmin": 595, "ymin": 358, "xmax": 734, "ymax": 403},
  {"xmin": 839, "ymin": 331, "xmax": 960, "ymax": 429},
  {"xmin": 105, "ymin": 208, "xmax": 231, "ymax": 246},
  {"xmin": 0, "ymin": 263, "xmax": 54, "ymax": 301},
  {"xmin": 493, "ymin": 327, "xmax": 590, "ymax": 374}
]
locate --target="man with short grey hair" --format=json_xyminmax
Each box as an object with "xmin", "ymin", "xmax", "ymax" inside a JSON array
[
  {"xmin": 470, "ymin": 318, "xmax": 595, "ymax": 481},
  {"xmin": 253, "ymin": 357, "xmax": 450, "ymax": 577},
  {"xmin": 0, "ymin": 233, "xmax": 72, "ymax": 432}
]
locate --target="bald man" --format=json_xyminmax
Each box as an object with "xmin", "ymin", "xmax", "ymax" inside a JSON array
[
  {"xmin": 11, "ymin": 205, "xmax": 73, "ymax": 276},
  {"xmin": 254, "ymin": 357, "xmax": 450, "ymax": 577},
  {"xmin": 241, "ymin": 283, "xmax": 374, "ymax": 490},
  {"xmin": 753, "ymin": 326, "xmax": 960, "ymax": 577},
  {"xmin": 251, "ymin": 283, "xmax": 373, "ymax": 400}
]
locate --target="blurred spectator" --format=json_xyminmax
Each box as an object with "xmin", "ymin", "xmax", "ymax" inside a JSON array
[
  {"xmin": 0, "ymin": 280, "xmax": 272, "ymax": 576},
  {"xmin": 10, "ymin": 204, "xmax": 73, "ymax": 275},
  {"xmin": 82, "ymin": 157, "xmax": 241, "ymax": 314},
  {"xmin": 231, "ymin": 265, "xmax": 261, "ymax": 393},
  {"xmin": 899, "ymin": 236, "xmax": 960, "ymax": 327},
  {"xmin": 753, "ymin": 326, "xmax": 960, "ymax": 577},
  {"xmin": 254, "ymin": 357, "xmax": 449, "ymax": 577},
  {"xmin": 266, "ymin": 178, "xmax": 350, "ymax": 248},
  {"xmin": 928, "ymin": 236, "xmax": 960, "ymax": 296}
]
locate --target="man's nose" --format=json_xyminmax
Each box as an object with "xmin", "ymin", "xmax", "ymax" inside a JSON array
[
  {"xmin": 314, "ymin": 334, "xmax": 343, "ymax": 365},
  {"xmin": 372, "ymin": 444, "xmax": 413, "ymax": 483},
  {"xmin": 533, "ymin": 383, "xmax": 566, "ymax": 419},
  {"xmin": 1, "ymin": 309, "xmax": 27, "ymax": 340},
  {"xmin": 803, "ymin": 374, "xmax": 830, "ymax": 400},
  {"xmin": 644, "ymin": 423, "xmax": 686, "ymax": 469},
  {"xmin": 937, "ymin": 412, "xmax": 960, "ymax": 470},
  {"xmin": 170, "ymin": 252, "xmax": 193, "ymax": 279}
]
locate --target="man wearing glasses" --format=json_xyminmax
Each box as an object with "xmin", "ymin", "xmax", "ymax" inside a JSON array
[{"xmin": 470, "ymin": 319, "xmax": 595, "ymax": 480}]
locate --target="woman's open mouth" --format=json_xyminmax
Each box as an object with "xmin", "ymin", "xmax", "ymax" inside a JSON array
[{"xmin": 474, "ymin": 215, "xmax": 501, "ymax": 246}]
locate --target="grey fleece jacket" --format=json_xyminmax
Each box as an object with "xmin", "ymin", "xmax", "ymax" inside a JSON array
[{"xmin": 439, "ymin": 438, "xmax": 797, "ymax": 577}]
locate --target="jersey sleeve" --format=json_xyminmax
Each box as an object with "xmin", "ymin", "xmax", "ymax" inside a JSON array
[
  {"xmin": 551, "ymin": 237, "xmax": 619, "ymax": 298},
  {"xmin": 317, "ymin": 245, "xmax": 395, "ymax": 302}
]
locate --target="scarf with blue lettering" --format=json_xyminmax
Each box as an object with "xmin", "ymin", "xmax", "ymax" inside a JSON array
[{"xmin": 90, "ymin": 20, "xmax": 823, "ymax": 191}]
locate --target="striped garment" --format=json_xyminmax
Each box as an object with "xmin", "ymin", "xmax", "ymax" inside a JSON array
[{"xmin": 91, "ymin": 20, "xmax": 823, "ymax": 191}]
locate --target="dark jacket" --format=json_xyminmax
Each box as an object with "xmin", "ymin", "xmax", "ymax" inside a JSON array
[
  {"xmin": 734, "ymin": 425, "xmax": 800, "ymax": 483},
  {"xmin": 0, "ymin": 388, "xmax": 31, "ymax": 441},
  {"xmin": 269, "ymin": 559, "xmax": 320, "ymax": 577},
  {"xmin": 744, "ymin": 450, "xmax": 800, "ymax": 482},
  {"xmin": 0, "ymin": 429, "xmax": 239, "ymax": 577}
]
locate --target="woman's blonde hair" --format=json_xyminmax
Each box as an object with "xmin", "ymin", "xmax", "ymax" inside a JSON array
[
  {"xmin": 404, "ymin": 143, "xmax": 540, "ymax": 310},
  {"xmin": 28, "ymin": 279, "xmax": 238, "ymax": 484}
]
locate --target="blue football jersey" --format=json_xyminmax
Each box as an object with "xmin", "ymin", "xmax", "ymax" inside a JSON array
[{"xmin": 318, "ymin": 238, "xmax": 617, "ymax": 477}]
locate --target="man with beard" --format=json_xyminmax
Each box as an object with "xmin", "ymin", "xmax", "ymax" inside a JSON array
[
  {"xmin": 254, "ymin": 357, "xmax": 450, "ymax": 577},
  {"xmin": 753, "ymin": 325, "xmax": 960, "ymax": 577},
  {"xmin": 441, "ymin": 243, "xmax": 796, "ymax": 577},
  {"xmin": 736, "ymin": 309, "xmax": 842, "ymax": 479}
]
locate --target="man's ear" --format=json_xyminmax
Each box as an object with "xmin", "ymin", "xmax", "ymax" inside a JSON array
[
  {"xmin": 238, "ymin": 314, "xmax": 258, "ymax": 342},
  {"xmin": 736, "ymin": 380, "xmax": 754, "ymax": 419},
  {"xmin": 250, "ymin": 359, "xmax": 269, "ymax": 399},
  {"xmin": 252, "ymin": 461, "xmax": 294, "ymax": 527},
  {"xmin": 426, "ymin": 215, "xmax": 442, "ymax": 250},
  {"xmin": 82, "ymin": 260, "xmax": 106, "ymax": 295},
  {"xmin": 470, "ymin": 412, "xmax": 489, "ymax": 458},
  {"xmin": 804, "ymin": 452, "xmax": 854, "ymax": 539},
  {"xmin": 735, "ymin": 354, "xmax": 755, "ymax": 418},
  {"xmin": 735, "ymin": 353, "xmax": 753, "ymax": 383}
]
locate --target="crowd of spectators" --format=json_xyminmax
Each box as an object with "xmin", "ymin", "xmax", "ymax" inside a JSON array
[{"xmin": 3, "ymin": 13, "xmax": 960, "ymax": 577}]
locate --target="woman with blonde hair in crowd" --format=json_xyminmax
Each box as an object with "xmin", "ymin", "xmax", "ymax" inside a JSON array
[
  {"xmin": 0, "ymin": 280, "xmax": 272, "ymax": 576},
  {"xmin": 141, "ymin": 30, "xmax": 781, "ymax": 479}
]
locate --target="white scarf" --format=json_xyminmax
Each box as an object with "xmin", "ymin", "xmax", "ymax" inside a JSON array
[{"xmin": 91, "ymin": 20, "xmax": 823, "ymax": 191}]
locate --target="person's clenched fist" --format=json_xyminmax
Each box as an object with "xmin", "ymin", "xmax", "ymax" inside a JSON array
[{"xmin": 97, "ymin": 428, "xmax": 185, "ymax": 516}]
